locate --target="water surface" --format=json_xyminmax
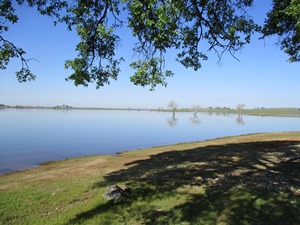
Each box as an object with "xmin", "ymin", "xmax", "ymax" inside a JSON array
[{"xmin": 1, "ymin": 108, "xmax": 299, "ymax": 174}]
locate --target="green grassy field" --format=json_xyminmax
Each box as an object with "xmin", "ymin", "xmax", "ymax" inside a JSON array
[
  {"xmin": 1, "ymin": 132, "xmax": 300, "ymax": 224},
  {"xmin": 193, "ymin": 108, "xmax": 300, "ymax": 117},
  {"xmin": 243, "ymin": 108, "xmax": 300, "ymax": 117}
]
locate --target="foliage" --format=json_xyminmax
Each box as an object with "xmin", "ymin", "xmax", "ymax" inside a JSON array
[
  {"xmin": 262, "ymin": 0, "xmax": 300, "ymax": 62},
  {"xmin": 0, "ymin": 0, "xmax": 299, "ymax": 89},
  {"xmin": 0, "ymin": 0, "xmax": 36, "ymax": 82}
]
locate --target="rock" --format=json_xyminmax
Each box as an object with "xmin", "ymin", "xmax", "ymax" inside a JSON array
[{"xmin": 102, "ymin": 184, "xmax": 130, "ymax": 202}]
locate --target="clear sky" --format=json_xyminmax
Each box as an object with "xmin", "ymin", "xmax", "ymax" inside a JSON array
[{"xmin": 1, "ymin": 0, "xmax": 299, "ymax": 109}]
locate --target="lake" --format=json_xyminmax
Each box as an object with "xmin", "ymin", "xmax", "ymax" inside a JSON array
[{"xmin": 1, "ymin": 108, "xmax": 300, "ymax": 174}]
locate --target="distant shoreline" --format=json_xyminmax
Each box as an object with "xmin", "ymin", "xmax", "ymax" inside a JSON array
[{"xmin": 1, "ymin": 105, "xmax": 300, "ymax": 117}]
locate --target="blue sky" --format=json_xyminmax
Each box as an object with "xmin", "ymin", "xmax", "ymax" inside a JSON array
[{"xmin": 1, "ymin": 0, "xmax": 299, "ymax": 109}]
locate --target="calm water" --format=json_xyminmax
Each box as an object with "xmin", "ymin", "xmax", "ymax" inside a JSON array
[{"xmin": 1, "ymin": 108, "xmax": 300, "ymax": 174}]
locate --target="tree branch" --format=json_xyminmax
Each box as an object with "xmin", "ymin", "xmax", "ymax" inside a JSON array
[{"xmin": 0, "ymin": 35, "xmax": 35, "ymax": 81}]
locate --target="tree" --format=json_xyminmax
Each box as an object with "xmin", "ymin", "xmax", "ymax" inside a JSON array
[
  {"xmin": 168, "ymin": 100, "xmax": 178, "ymax": 115},
  {"xmin": 167, "ymin": 100, "xmax": 178, "ymax": 127},
  {"xmin": 1, "ymin": 0, "xmax": 299, "ymax": 90},
  {"xmin": 236, "ymin": 103, "xmax": 245, "ymax": 115},
  {"xmin": 236, "ymin": 104, "xmax": 245, "ymax": 125},
  {"xmin": 191, "ymin": 105, "xmax": 202, "ymax": 116}
]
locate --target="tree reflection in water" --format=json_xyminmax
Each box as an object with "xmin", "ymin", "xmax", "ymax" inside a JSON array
[
  {"xmin": 236, "ymin": 114, "xmax": 245, "ymax": 125},
  {"xmin": 167, "ymin": 113, "xmax": 178, "ymax": 127}
]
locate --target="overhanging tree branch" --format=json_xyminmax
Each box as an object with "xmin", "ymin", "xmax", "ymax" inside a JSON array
[
  {"xmin": 1, "ymin": 0, "xmax": 299, "ymax": 89},
  {"xmin": 0, "ymin": 35, "xmax": 35, "ymax": 82}
]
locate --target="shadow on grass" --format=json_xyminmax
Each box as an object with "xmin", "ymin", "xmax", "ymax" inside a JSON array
[{"xmin": 69, "ymin": 140, "xmax": 300, "ymax": 225}]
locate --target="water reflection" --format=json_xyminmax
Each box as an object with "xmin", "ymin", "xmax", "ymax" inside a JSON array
[
  {"xmin": 168, "ymin": 112, "xmax": 245, "ymax": 126},
  {"xmin": 189, "ymin": 112, "xmax": 208, "ymax": 125},
  {"xmin": 167, "ymin": 113, "xmax": 178, "ymax": 127},
  {"xmin": 236, "ymin": 114, "xmax": 245, "ymax": 125},
  {"xmin": 189, "ymin": 115, "xmax": 201, "ymax": 125}
]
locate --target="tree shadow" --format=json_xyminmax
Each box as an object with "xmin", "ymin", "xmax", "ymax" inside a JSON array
[{"xmin": 68, "ymin": 140, "xmax": 300, "ymax": 224}]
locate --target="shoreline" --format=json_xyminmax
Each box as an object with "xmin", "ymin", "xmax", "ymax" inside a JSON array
[
  {"xmin": 2, "ymin": 106, "xmax": 300, "ymax": 117},
  {"xmin": 1, "ymin": 131, "xmax": 300, "ymax": 224},
  {"xmin": 1, "ymin": 131, "xmax": 300, "ymax": 176}
]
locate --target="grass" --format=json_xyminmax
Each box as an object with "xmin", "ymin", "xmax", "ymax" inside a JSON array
[
  {"xmin": 1, "ymin": 132, "xmax": 300, "ymax": 224},
  {"xmin": 243, "ymin": 108, "xmax": 300, "ymax": 117},
  {"xmin": 197, "ymin": 108, "xmax": 300, "ymax": 117}
]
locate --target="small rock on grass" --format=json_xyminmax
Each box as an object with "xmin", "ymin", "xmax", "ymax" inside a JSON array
[{"xmin": 103, "ymin": 184, "xmax": 130, "ymax": 202}]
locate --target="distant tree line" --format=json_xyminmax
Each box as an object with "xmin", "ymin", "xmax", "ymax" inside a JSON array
[{"xmin": 54, "ymin": 105, "xmax": 73, "ymax": 109}]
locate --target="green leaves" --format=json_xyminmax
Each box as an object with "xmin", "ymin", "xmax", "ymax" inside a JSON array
[
  {"xmin": 0, "ymin": 0, "xmax": 18, "ymax": 24},
  {"xmin": 126, "ymin": 0, "xmax": 182, "ymax": 89},
  {"xmin": 16, "ymin": 68, "xmax": 35, "ymax": 82},
  {"xmin": 0, "ymin": 36, "xmax": 35, "ymax": 82},
  {"xmin": 1, "ymin": 0, "xmax": 299, "ymax": 89},
  {"xmin": 61, "ymin": 0, "xmax": 124, "ymax": 89},
  {"xmin": 263, "ymin": 0, "xmax": 300, "ymax": 62},
  {"xmin": 130, "ymin": 58, "xmax": 173, "ymax": 91},
  {"xmin": 65, "ymin": 20, "xmax": 123, "ymax": 88},
  {"xmin": 127, "ymin": 0, "xmax": 181, "ymax": 52},
  {"xmin": 127, "ymin": 0, "xmax": 262, "ymax": 88}
]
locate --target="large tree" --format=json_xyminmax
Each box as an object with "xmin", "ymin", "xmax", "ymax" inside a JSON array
[{"xmin": 1, "ymin": 0, "xmax": 299, "ymax": 90}]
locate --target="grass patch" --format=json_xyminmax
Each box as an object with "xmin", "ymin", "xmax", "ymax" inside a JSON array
[
  {"xmin": 1, "ymin": 132, "xmax": 300, "ymax": 224},
  {"xmin": 176, "ymin": 107, "xmax": 300, "ymax": 117}
]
